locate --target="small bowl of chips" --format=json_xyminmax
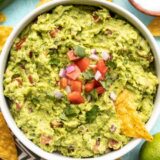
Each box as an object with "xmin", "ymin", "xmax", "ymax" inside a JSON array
[{"xmin": 0, "ymin": 0, "xmax": 160, "ymax": 160}]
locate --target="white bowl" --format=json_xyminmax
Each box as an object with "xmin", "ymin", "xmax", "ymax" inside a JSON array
[{"xmin": 0, "ymin": 0, "xmax": 160, "ymax": 160}]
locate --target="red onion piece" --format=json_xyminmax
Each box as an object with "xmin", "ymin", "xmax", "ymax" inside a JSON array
[
  {"xmin": 102, "ymin": 51, "xmax": 110, "ymax": 61},
  {"xmin": 90, "ymin": 53, "xmax": 99, "ymax": 60},
  {"xmin": 91, "ymin": 49, "xmax": 97, "ymax": 54},
  {"xmin": 66, "ymin": 65, "xmax": 75, "ymax": 73},
  {"xmin": 54, "ymin": 90, "xmax": 63, "ymax": 99},
  {"xmin": 110, "ymin": 124, "xmax": 117, "ymax": 133},
  {"xmin": 59, "ymin": 68, "xmax": 66, "ymax": 77}
]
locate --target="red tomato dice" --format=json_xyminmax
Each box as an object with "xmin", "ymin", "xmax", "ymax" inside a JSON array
[
  {"xmin": 67, "ymin": 50, "xmax": 80, "ymax": 61},
  {"xmin": 93, "ymin": 80, "xmax": 101, "ymax": 88},
  {"xmin": 70, "ymin": 80, "xmax": 82, "ymax": 92},
  {"xmin": 67, "ymin": 91, "xmax": 85, "ymax": 104},
  {"xmin": 96, "ymin": 86, "xmax": 106, "ymax": 94},
  {"xmin": 60, "ymin": 78, "xmax": 68, "ymax": 88},
  {"xmin": 96, "ymin": 59, "xmax": 108, "ymax": 77},
  {"xmin": 85, "ymin": 80, "xmax": 95, "ymax": 92},
  {"xmin": 75, "ymin": 58, "xmax": 90, "ymax": 72},
  {"xmin": 66, "ymin": 65, "xmax": 81, "ymax": 80}
]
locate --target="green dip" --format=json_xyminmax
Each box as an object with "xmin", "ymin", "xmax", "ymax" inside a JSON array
[{"xmin": 3, "ymin": 5, "xmax": 158, "ymax": 158}]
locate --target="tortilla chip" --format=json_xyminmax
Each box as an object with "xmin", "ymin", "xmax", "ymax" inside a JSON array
[
  {"xmin": 0, "ymin": 13, "xmax": 6, "ymax": 23},
  {"xmin": 147, "ymin": 17, "xmax": 160, "ymax": 37},
  {"xmin": 107, "ymin": 0, "xmax": 112, "ymax": 1},
  {"xmin": 36, "ymin": 0, "xmax": 51, "ymax": 7},
  {"xmin": 0, "ymin": 26, "xmax": 13, "ymax": 51},
  {"xmin": 0, "ymin": 113, "xmax": 18, "ymax": 160},
  {"xmin": 115, "ymin": 90, "xmax": 153, "ymax": 142}
]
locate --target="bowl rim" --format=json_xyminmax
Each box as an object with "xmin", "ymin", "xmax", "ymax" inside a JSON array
[{"xmin": 0, "ymin": 0, "xmax": 160, "ymax": 160}]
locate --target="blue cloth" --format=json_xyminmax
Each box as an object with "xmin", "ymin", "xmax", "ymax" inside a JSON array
[{"xmin": 1, "ymin": 0, "xmax": 160, "ymax": 159}]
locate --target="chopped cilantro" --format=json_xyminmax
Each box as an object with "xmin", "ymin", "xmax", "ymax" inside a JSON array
[
  {"xmin": 100, "ymin": 73, "xmax": 113, "ymax": 90},
  {"xmin": 89, "ymin": 89, "xmax": 98, "ymax": 101},
  {"xmin": 74, "ymin": 45, "xmax": 86, "ymax": 57},
  {"xmin": 30, "ymin": 97, "xmax": 40, "ymax": 106},
  {"xmin": 86, "ymin": 105, "xmax": 99, "ymax": 123},
  {"xmin": 49, "ymin": 58, "xmax": 60, "ymax": 66},
  {"xmin": 60, "ymin": 113, "xmax": 68, "ymax": 121},
  {"xmin": 64, "ymin": 106, "xmax": 77, "ymax": 117},
  {"xmin": 107, "ymin": 61, "xmax": 116, "ymax": 69},
  {"xmin": 46, "ymin": 93, "xmax": 55, "ymax": 101},
  {"xmin": 82, "ymin": 69, "xmax": 94, "ymax": 80},
  {"xmin": 105, "ymin": 72, "xmax": 112, "ymax": 79}
]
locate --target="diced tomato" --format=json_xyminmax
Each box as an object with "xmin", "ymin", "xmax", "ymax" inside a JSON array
[
  {"xmin": 66, "ymin": 65, "xmax": 81, "ymax": 80},
  {"xmin": 15, "ymin": 37, "xmax": 26, "ymax": 50},
  {"xmin": 85, "ymin": 80, "xmax": 95, "ymax": 92},
  {"xmin": 92, "ymin": 13, "xmax": 100, "ymax": 23},
  {"xmin": 28, "ymin": 75, "xmax": 33, "ymax": 84},
  {"xmin": 29, "ymin": 51, "xmax": 33, "ymax": 58},
  {"xmin": 93, "ymin": 80, "xmax": 101, "ymax": 88},
  {"xmin": 67, "ymin": 91, "xmax": 84, "ymax": 104},
  {"xmin": 75, "ymin": 58, "xmax": 90, "ymax": 72},
  {"xmin": 67, "ymin": 50, "xmax": 80, "ymax": 61},
  {"xmin": 85, "ymin": 80, "xmax": 101, "ymax": 93},
  {"xmin": 70, "ymin": 80, "xmax": 82, "ymax": 92},
  {"xmin": 49, "ymin": 28, "xmax": 59, "ymax": 38},
  {"xmin": 15, "ymin": 78, "xmax": 23, "ymax": 86},
  {"xmin": 96, "ymin": 86, "xmax": 106, "ymax": 94},
  {"xmin": 16, "ymin": 103, "xmax": 22, "ymax": 111},
  {"xmin": 92, "ymin": 66, "xmax": 97, "ymax": 73},
  {"xmin": 40, "ymin": 135, "xmax": 52, "ymax": 145},
  {"xmin": 60, "ymin": 77, "xmax": 68, "ymax": 89},
  {"xmin": 96, "ymin": 59, "xmax": 108, "ymax": 77}
]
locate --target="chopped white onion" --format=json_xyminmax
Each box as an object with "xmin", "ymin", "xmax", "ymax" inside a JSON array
[
  {"xmin": 66, "ymin": 65, "xmax": 75, "ymax": 73},
  {"xmin": 65, "ymin": 85, "xmax": 71, "ymax": 93},
  {"xmin": 54, "ymin": 90, "xmax": 63, "ymax": 99},
  {"xmin": 102, "ymin": 51, "xmax": 110, "ymax": 61},
  {"xmin": 87, "ymin": 95, "xmax": 91, "ymax": 101},
  {"xmin": 109, "ymin": 91, "xmax": 117, "ymax": 101},
  {"xmin": 91, "ymin": 49, "xmax": 97, "ymax": 55},
  {"xmin": 95, "ymin": 70, "xmax": 102, "ymax": 81},
  {"xmin": 89, "ymin": 64, "xmax": 96, "ymax": 68},
  {"xmin": 90, "ymin": 53, "xmax": 99, "ymax": 61},
  {"xmin": 59, "ymin": 68, "xmax": 65, "ymax": 77}
]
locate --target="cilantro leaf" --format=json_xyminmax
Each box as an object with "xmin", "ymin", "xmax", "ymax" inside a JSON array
[
  {"xmin": 86, "ymin": 105, "xmax": 100, "ymax": 123},
  {"xmin": 107, "ymin": 61, "xmax": 116, "ymax": 69},
  {"xmin": 74, "ymin": 45, "xmax": 86, "ymax": 57},
  {"xmin": 100, "ymin": 73, "xmax": 113, "ymax": 90},
  {"xmin": 82, "ymin": 69, "xmax": 94, "ymax": 80},
  {"xmin": 64, "ymin": 106, "xmax": 77, "ymax": 117},
  {"xmin": 49, "ymin": 58, "xmax": 60, "ymax": 66},
  {"xmin": 89, "ymin": 89, "xmax": 98, "ymax": 101}
]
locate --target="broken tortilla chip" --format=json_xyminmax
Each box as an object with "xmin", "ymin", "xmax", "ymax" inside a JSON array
[
  {"xmin": 115, "ymin": 90, "xmax": 153, "ymax": 142},
  {"xmin": 0, "ymin": 13, "xmax": 6, "ymax": 23},
  {"xmin": 36, "ymin": 0, "xmax": 51, "ymax": 7},
  {"xmin": 0, "ymin": 26, "xmax": 13, "ymax": 51},
  {"xmin": 147, "ymin": 17, "xmax": 160, "ymax": 37},
  {"xmin": 0, "ymin": 113, "xmax": 18, "ymax": 160}
]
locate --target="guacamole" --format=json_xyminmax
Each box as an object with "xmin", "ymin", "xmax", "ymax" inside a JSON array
[{"xmin": 3, "ymin": 5, "xmax": 158, "ymax": 158}]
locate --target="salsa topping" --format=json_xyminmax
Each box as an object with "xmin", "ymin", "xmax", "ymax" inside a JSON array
[{"xmin": 58, "ymin": 47, "xmax": 113, "ymax": 104}]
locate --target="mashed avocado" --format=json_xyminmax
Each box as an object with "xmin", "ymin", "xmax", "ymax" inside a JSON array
[{"xmin": 3, "ymin": 5, "xmax": 158, "ymax": 158}]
